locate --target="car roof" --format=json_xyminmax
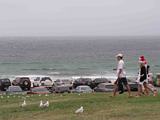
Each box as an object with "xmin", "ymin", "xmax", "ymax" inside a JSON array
[
  {"xmin": 15, "ymin": 75, "xmax": 51, "ymax": 78},
  {"xmin": 77, "ymin": 85, "xmax": 90, "ymax": 88},
  {"xmin": 32, "ymin": 86, "xmax": 47, "ymax": 89},
  {"xmin": 99, "ymin": 82, "xmax": 113, "ymax": 85},
  {"xmin": 8, "ymin": 86, "xmax": 21, "ymax": 88},
  {"xmin": 0, "ymin": 78, "xmax": 10, "ymax": 80}
]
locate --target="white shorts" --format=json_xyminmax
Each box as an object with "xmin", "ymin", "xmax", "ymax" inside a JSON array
[{"xmin": 138, "ymin": 79, "xmax": 148, "ymax": 85}]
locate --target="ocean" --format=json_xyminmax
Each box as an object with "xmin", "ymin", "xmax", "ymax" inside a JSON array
[{"xmin": 0, "ymin": 36, "xmax": 160, "ymax": 80}]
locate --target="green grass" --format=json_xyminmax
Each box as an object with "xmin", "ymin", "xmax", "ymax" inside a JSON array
[{"xmin": 0, "ymin": 93, "xmax": 160, "ymax": 120}]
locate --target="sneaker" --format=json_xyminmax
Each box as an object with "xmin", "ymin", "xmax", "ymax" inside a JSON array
[{"xmin": 119, "ymin": 91, "xmax": 124, "ymax": 94}]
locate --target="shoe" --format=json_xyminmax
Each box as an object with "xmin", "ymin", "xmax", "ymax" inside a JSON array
[{"xmin": 119, "ymin": 91, "xmax": 124, "ymax": 94}]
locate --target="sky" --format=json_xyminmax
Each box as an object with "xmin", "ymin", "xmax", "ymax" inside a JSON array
[{"xmin": 0, "ymin": 0, "xmax": 159, "ymax": 36}]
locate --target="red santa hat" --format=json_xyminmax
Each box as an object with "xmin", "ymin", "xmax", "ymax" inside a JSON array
[{"xmin": 139, "ymin": 55, "xmax": 147, "ymax": 64}]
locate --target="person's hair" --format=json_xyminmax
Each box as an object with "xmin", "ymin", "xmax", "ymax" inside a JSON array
[{"xmin": 119, "ymin": 56, "xmax": 123, "ymax": 59}]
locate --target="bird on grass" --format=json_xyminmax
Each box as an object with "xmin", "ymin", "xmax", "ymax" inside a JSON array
[
  {"xmin": 45, "ymin": 94, "xmax": 49, "ymax": 97},
  {"xmin": 43, "ymin": 101, "xmax": 49, "ymax": 108},
  {"xmin": 39, "ymin": 100, "xmax": 49, "ymax": 108},
  {"xmin": 39, "ymin": 100, "xmax": 44, "ymax": 108},
  {"xmin": 21, "ymin": 100, "xmax": 26, "ymax": 107},
  {"xmin": 75, "ymin": 106, "xmax": 84, "ymax": 114}
]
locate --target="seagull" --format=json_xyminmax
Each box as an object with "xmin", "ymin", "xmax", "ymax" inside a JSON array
[
  {"xmin": 21, "ymin": 100, "xmax": 26, "ymax": 107},
  {"xmin": 1, "ymin": 96, "xmax": 3, "ymax": 99},
  {"xmin": 43, "ymin": 101, "xmax": 49, "ymax": 108},
  {"xmin": 39, "ymin": 100, "xmax": 44, "ymax": 108},
  {"xmin": 45, "ymin": 94, "xmax": 49, "ymax": 97},
  {"xmin": 75, "ymin": 106, "xmax": 84, "ymax": 114}
]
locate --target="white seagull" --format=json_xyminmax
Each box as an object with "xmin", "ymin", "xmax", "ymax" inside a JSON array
[
  {"xmin": 21, "ymin": 100, "xmax": 26, "ymax": 107},
  {"xmin": 75, "ymin": 106, "xmax": 84, "ymax": 114},
  {"xmin": 45, "ymin": 94, "xmax": 49, "ymax": 97},
  {"xmin": 43, "ymin": 101, "xmax": 49, "ymax": 108},
  {"xmin": 39, "ymin": 100, "xmax": 44, "ymax": 108}
]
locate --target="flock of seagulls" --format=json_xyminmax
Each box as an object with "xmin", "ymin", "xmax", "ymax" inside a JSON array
[
  {"xmin": 20, "ymin": 100, "xmax": 49, "ymax": 108},
  {"xmin": 0, "ymin": 94, "xmax": 84, "ymax": 114},
  {"xmin": 20, "ymin": 99, "xmax": 83, "ymax": 114}
]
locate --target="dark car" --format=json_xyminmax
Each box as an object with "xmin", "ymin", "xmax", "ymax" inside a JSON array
[
  {"xmin": 0, "ymin": 78, "xmax": 11, "ymax": 91},
  {"xmin": 127, "ymin": 82, "xmax": 138, "ymax": 91},
  {"xmin": 52, "ymin": 85, "xmax": 71, "ymax": 93},
  {"xmin": 12, "ymin": 77, "xmax": 31, "ymax": 91},
  {"xmin": 94, "ymin": 83, "xmax": 114, "ymax": 92},
  {"xmin": 27, "ymin": 87, "xmax": 50, "ymax": 94},
  {"xmin": 6, "ymin": 86, "xmax": 26, "ymax": 95},
  {"xmin": 154, "ymin": 73, "xmax": 160, "ymax": 86},
  {"xmin": 91, "ymin": 78, "xmax": 110, "ymax": 89},
  {"xmin": 73, "ymin": 78, "xmax": 92, "ymax": 88},
  {"xmin": 54, "ymin": 79, "xmax": 73, "ymax": 86}
]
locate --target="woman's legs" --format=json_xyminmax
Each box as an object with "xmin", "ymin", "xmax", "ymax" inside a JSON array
[{"xmin": 137, "ymin": 84, "xmax": 143, "ymax": 96}]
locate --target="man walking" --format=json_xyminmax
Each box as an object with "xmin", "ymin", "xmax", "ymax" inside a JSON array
[{"xmin": 113, "ymin": 53, "xmax": 131, "ymax": 97}]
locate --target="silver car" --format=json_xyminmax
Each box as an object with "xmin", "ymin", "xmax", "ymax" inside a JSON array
[
  {"xmin": 6, "ymin": 86, "xmax": 27, "ymax": 95},
  {"xmin": 72, "ymin": 85, "xmax": 93, "ymax": 93}
]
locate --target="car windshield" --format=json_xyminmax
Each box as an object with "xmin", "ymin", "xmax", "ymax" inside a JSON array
[
  {"xmin": 41, "ymin": 77, "xmax": 52, "ymax": 81},
  {"xmin": 55, "ymin": 80, "xmax": 61, "ymax": 82},
  {"xmin": 95, "ymin": 78, "xmax": 107, "ymax": 81},
  {"xmin": 34, "ymin": 77, "xmax": 40, "ymax": 81},
  {"xmin": 81, "ymin": 86, "xmax": 91, "ymax": 90},
  {"xmin": 32, "ymin": 87, "xmax": 48, "ymax": 92},
  {"xmin": 21, "ymin": 77, "xmax": 29, "ymax": 80},
  {"xmin": 62, "ymin": 80, "xmax": 70, "ymax": 84},
  {"xmin": 105, "ymin": 85, "xmax": 113, "ymax": 89},
  {"xmin": 1, "ymin": 79, "xmax": 10, "ymax": 82},
  {"xmin": 9, "ymin": 87, "xmax": 22, "ymax": 92}
]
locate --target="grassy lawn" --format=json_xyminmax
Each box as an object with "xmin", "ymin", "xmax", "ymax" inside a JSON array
[{"xmin": 0, "ymin": 93, "xmax": 160, "ymax": 120}]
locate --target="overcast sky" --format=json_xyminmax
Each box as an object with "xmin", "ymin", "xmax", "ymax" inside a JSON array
[{"xmin": 0, "ymin": 0, "xmax": 159, "ymax": 36}]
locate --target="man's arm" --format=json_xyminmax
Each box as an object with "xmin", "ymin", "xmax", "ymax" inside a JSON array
[
  {"xmin": 114, "ymin": 69, "xmax": 122, "ymax": 84},
  {"xmin": 117, "ymin": 69, "xmax": 122, "ymax": 79}
]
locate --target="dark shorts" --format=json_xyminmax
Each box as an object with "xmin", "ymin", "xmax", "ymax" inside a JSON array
[{"xmin": 118, "ymin": 77, "xmax": 128, "ymax": 86}]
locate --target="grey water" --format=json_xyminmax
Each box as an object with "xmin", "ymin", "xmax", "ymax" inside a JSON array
[{"xmin": 0, "ymin": 36, "xmax": 160, "ymax": 79}]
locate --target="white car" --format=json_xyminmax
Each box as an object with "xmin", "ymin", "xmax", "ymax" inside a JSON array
[
  {"xmin": 33, "ymin": 76, "xmax": 53, "ymax": 87},
  {"xmin": 14, "ymin": 75, "xmax": 54, "ymax": 88}
]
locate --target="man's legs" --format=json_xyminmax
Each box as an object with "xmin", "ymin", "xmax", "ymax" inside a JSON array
[
  {"xmin": 113, "ymin": 83, "xmax": 118, "ymax": 96},
  {"xmin": 125, "ymin": 84, "xmax": 131, "ymax": 96},
  {"xmin": 123, "ymin": 78, "xmax": 131, "ymax": 96},
  {"xmin": 118, "ymin": 79, "xmax": 124, "ymax": 94}
]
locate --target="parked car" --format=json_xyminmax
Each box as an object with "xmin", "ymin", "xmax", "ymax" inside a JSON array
[
  {"xmin": 52, "ymin": 85, "xmax": 71, "ymax": 93},
  {"xmin": 0, "ymin": 78, "xmax": 11, "ymax": 91},
  {"xmin": 12, "ymin": 77, "xmax": 31, "ymax": 91},
  {"xmin": 6, "ymin": 86, "xmax": 26, "ymax": 95},
  {"xmin": 54, "ymin": 79, "xmax": 73, "ymax": 86},
  {"xmin": 33, "ymin": 76, "xmax": 53, "ymax": 87},
  {"xmin": 27, "ymin": 87, "xmax": 50, "ymax": 94},
  {"xmin": 94, "ymin": 83, "xmax": 114, "ymax": 92},
  {"xmin": 154, "ymin": 73, "xmax": 160, "ymax": 87},
  {"xmin": 73, "ymin": 78, "xmax": 92, "ymax": 88},
  {"xmin": 72, "ymin": 85, "xmax": 93, "ymax": 93},
  {"xmin": 127, "ymin": 82, "xmax": 138, "ymax": 91},
  {"xmin": 91, "ymin": 78, "xmax": 110, "ymax": 89}
]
